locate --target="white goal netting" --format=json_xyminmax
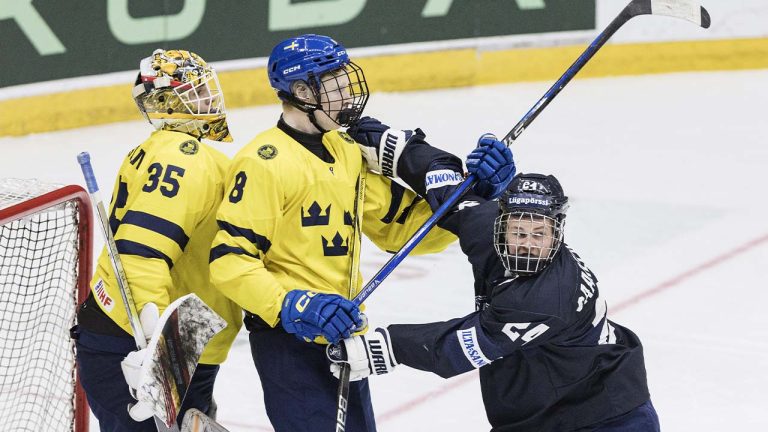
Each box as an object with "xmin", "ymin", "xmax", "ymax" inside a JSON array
[{"xmin": 0, "ymin": 179, "xmax": 90, "ymax": 432}]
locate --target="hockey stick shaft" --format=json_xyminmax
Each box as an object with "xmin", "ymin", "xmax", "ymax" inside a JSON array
[
  {"xmin": 77, "ymin": 152, "xmax": 146, "ymax": 349},
  {"xmin": 334, "ymin": 364, "xmax": 351, "ymax": 432},
  {"xmin": 352, "ymin": 0, "xmax": 709, "ymax": 306},
  {"xmin": 501, "ymin": 0, "xmax": 709, "ymax": 147},
  {"xmin": 334, "ymin": 165, "xmax": 368, "ymax": 431},
  {"xmin": 78, "ymin": 152, "xmax": 179, "ymax": 432}
]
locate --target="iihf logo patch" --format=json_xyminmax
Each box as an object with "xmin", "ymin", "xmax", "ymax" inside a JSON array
[
  {"xmin": 179, "ymin": 140, "xmax": 198, "ymax": 155},
  {"xmin": 258, "ymin": 144, "xmax": 278, "ymax": 160},
  {"xmin": 93, "ymin": 279, "xmax": 114, "ymax": 312}
]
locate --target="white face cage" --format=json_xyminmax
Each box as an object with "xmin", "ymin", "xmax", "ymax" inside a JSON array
[
  {"xmin": 493, "ymin": 212, "xmax": 565, "ymax": 275},
  {"xmin": 172, "ymin": 69, "xmax": 225, "ymax": 117}
]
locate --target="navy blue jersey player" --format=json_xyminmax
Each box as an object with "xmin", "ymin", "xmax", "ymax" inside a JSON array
[{"xmin": 329, "ymin": 123, "xmax": 659, "ymax": 431}]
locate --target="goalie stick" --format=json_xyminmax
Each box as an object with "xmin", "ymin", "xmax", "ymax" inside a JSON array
[
  {"xmin": 78, "ymin": 153, "xmax": 225, "ymax": 431},
  {"xmin": 333, "ymin": 0, "xmax": 710, "ymax": 430}
]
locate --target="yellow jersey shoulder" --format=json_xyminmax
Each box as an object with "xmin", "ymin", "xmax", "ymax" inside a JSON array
[
  {"xmin": 235, "ymin": 127, "xmax": 291, "ymax": 163},
  {"xmin": 144, "ymin": 131, "xmax": 228, "ymax": 170}
]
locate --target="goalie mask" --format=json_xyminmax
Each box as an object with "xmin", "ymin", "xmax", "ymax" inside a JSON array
[
  {"xmin": 493, "ymin": 173, "xmax": 569, "ymax": 275},
  {"xmin": 268, "ymin": 34, "xmax": 369, "ymax": 128},
  {"xmin": 133, "ymin": 49, "xmax": 232, "ymax": 142}
]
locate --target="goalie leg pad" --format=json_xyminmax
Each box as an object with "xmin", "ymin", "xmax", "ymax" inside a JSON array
[
  {"xmin": 178, "ymin": 364, "xmax": 220, "ymax": 424},
  {"xmin": 182, "ymin": 408, "xmax": 230, "ymax": 432}
]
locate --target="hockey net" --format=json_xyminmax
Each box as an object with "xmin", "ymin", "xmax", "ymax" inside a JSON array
[{"xmin": 0, "ymin": 179, "xmax": 92, "ymax": 432}]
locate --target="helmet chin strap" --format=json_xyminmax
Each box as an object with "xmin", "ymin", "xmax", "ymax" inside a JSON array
[
  {"xmin": 278, "ymin": 89, "xmax": 333, "ymax": 133},
  {"xmin": 307, "ymin": 109, "xmax": 331, "ymax": 134}
]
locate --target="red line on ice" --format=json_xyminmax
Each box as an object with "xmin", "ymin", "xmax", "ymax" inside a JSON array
[{"xmin": 611, "ymin": 232, "xmax": 768, "ymax": 313}]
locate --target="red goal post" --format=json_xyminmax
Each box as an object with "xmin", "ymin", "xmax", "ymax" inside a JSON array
[{"xmin": 0, "ymin": 180, "xmax": 92, "ymax": 432}]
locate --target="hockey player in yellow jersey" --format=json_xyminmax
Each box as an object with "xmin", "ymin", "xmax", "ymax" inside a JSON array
[
  {"xmin": 74, "ymin": 49, "xmax": 242, "ymax": 431},
  {"xmin": 210, "ymin": 34, "xmax": 461, "ymax": 432}
]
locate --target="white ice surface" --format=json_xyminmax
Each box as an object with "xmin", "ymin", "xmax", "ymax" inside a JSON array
[{"xmin": 2, "ymin": 69, "xmax": 767, "ymax": 431}]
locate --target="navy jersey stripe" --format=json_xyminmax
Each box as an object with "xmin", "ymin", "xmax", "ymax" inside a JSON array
[
  {"xmin": 216, "ymin": 220, "xmax": 272, "ymax": 254},
  {"xmin": 115, "ymin": 239, "xmax": 174, "ymax": 268},
  {"xmin": 380, "ymin": 181, "xmax": 406, "ymax": 224},
  {"xmin": 121, "ymin": 210, "xmax": 190, "ymax": 250},
  {"xmin": 396, "ymin": 196, "xmax": 422, "ymax": 224},
  {"xmin": 209, "ymin": 243, "xmax": 259, "ymax": 263}
]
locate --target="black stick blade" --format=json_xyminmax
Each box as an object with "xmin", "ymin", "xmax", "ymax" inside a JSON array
[{"xmin": 700, "ymin": 6, "xmax": 711, "ymax": 29}]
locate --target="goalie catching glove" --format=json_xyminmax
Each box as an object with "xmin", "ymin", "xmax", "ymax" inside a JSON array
[{"xmin": 327, "ymin": 328, "xmax": 398, "ymax": 381}]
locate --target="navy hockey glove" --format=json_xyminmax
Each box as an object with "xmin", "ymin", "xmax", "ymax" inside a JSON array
[
  {"xmin": 347, "ymin": 116, "xmax": 419, "ymax": 179},
  {"xmin": 466, "ymin": 134, "xmax": 516, "ymax": 200},
  {"xmin": 327, "ymin": 328, "xmax": 398, "ymax": 381},
  {"xmin": 280, "ymin": 290, "xmax": 363, "ymax": 344}
]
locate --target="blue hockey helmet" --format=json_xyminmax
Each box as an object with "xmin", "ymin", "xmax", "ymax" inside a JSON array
[
  {"xmin": 494, "ymin": 173, "xmax": 569, "ymax": 275},
  {"xmin": 267, "ymin": 34, "xmax": 369, "ymax": 127},
  {"xmin": 268, "ymin": 34, "xmax": 349, "ymax": 94}
]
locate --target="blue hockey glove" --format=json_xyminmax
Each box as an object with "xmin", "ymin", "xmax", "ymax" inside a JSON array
[
  {"xmin": 466, "ymin": 134, "xmax": 516, "ymax": 200},
  {"xmin": 347, "ymin": 116, "xmax": 417, "ymax": 179},
  {"xmin": 280, "ymin": 290, "xmax": 363, "ymax": 344}
]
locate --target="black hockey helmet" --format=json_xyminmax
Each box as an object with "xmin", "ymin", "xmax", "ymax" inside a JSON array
[
  {"xmin": 498, "ymin": 173, "xmax": 569, "ymax": 220},
  {"xmin": 494, "ymin": 173, "xmax": 569, "ymax": 275}
]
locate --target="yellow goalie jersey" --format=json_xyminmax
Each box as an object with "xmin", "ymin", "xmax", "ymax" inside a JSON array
[
  {"xmin": 210, "ymin": 126, "xmax": 457, "ymax": 327},
  {"xmin": 90, "ymin": 130, "xmax": 242, "ymax": 364}
]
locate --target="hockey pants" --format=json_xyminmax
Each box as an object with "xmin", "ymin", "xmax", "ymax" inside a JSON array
[
  {"xmin": 581, "ymin": 400, "xmax": 660, "ymax": 432},
  {"xmin": 249, "ymin": 326, "xmax": 377, "ymax": 432}
]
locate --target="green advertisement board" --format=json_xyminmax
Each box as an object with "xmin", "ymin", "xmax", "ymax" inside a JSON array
[{"xmin": 0, "ymin": 0, "xmax": 595, "ymax": 88}]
